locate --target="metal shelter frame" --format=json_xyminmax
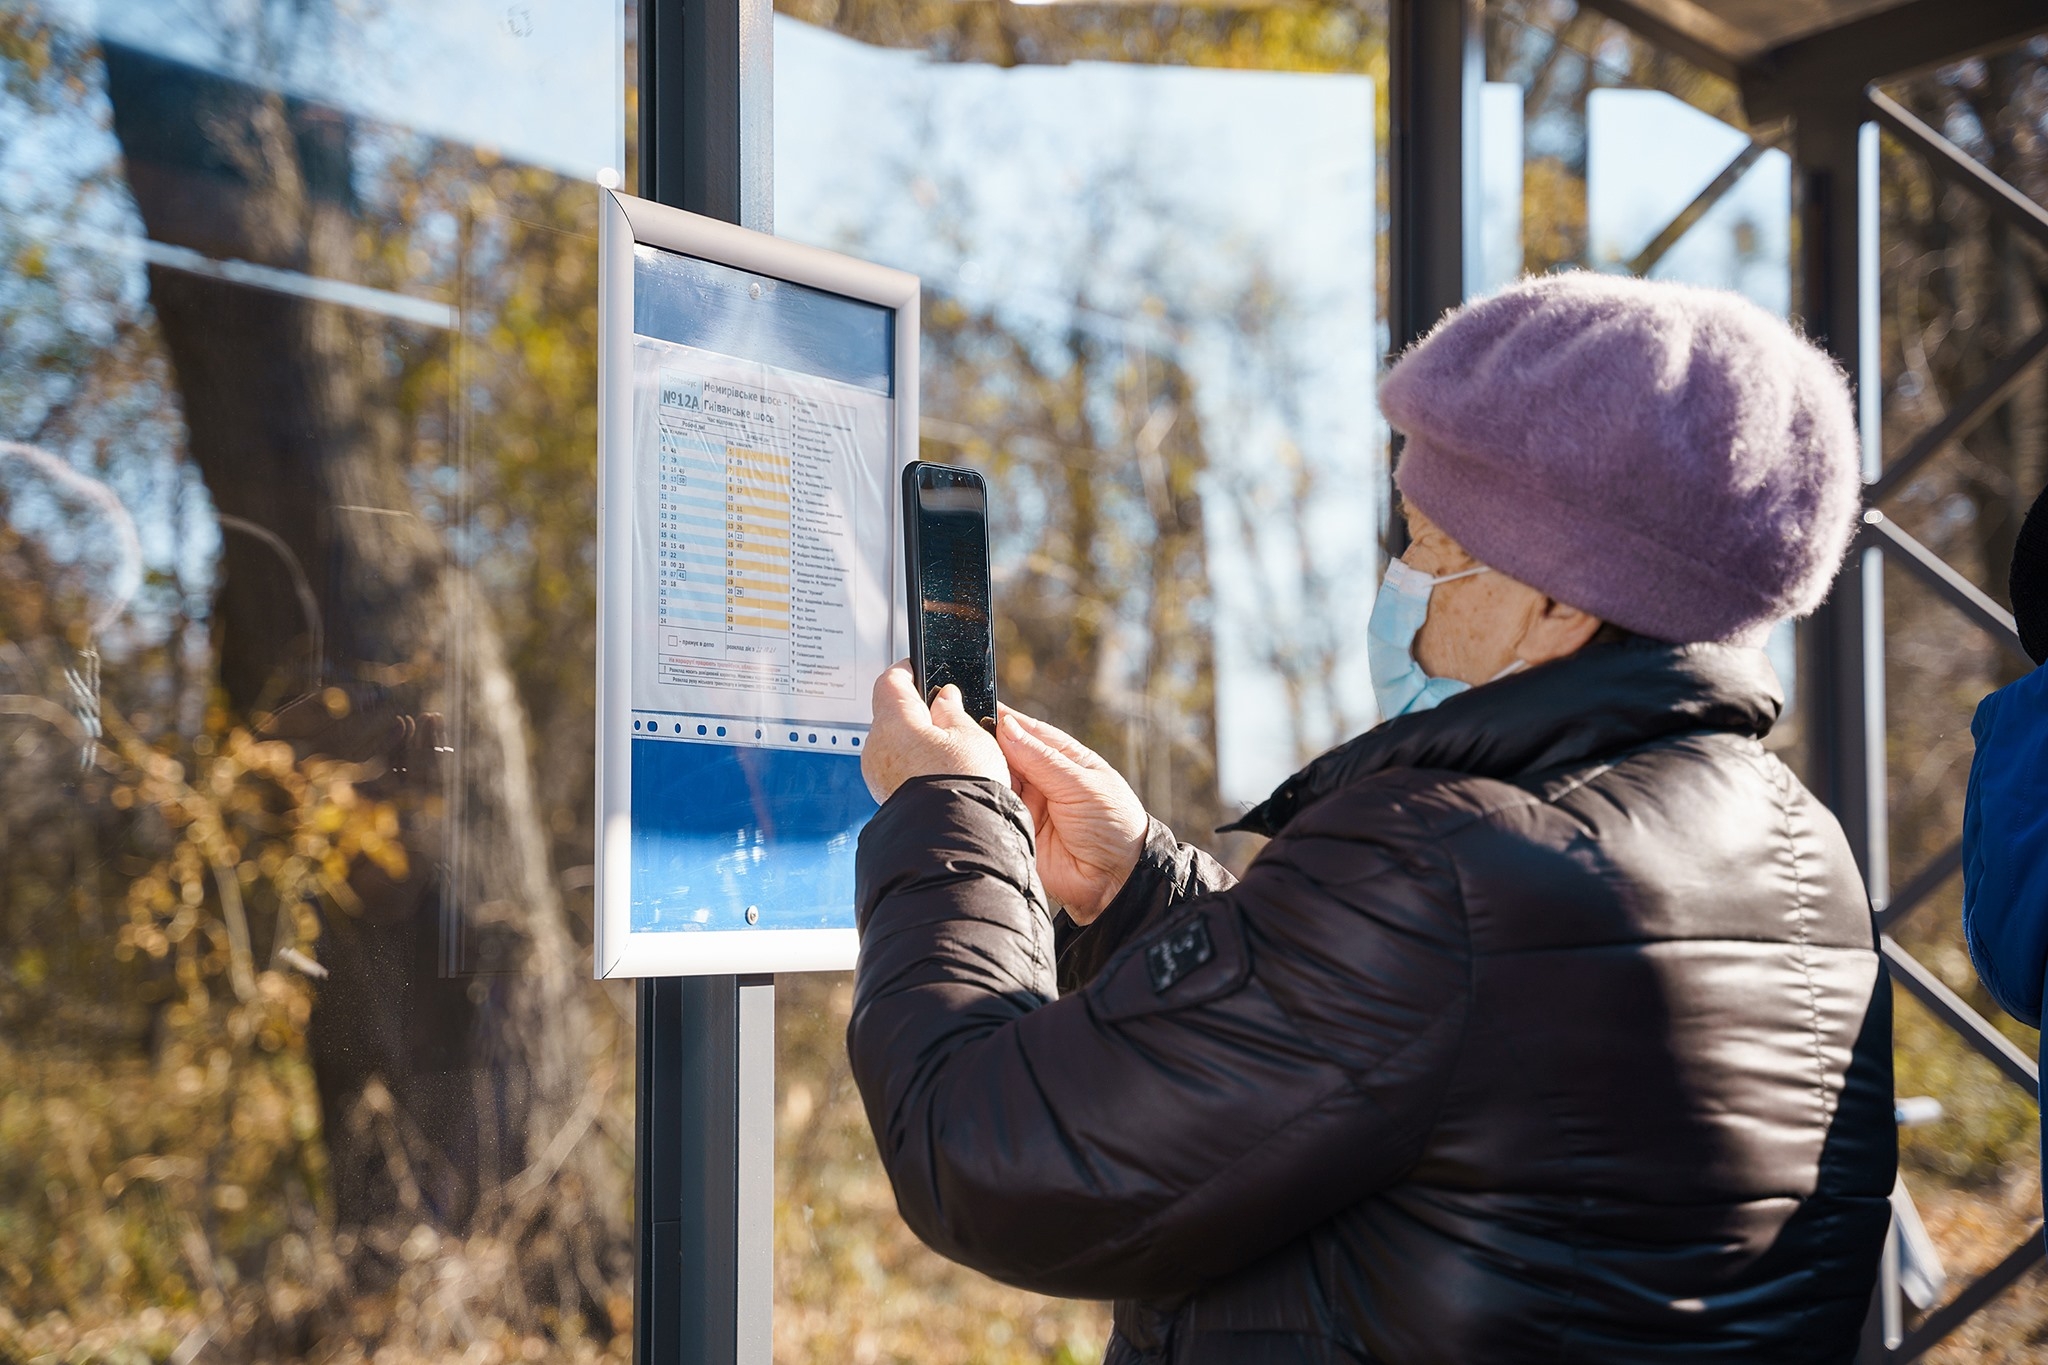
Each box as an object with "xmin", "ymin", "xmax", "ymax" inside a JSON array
[
  {"xmin": 1849, "ymin": 94, "xmax": 2048, "ymax": 1355},
  {"xmin": 629, "ymin": 0, "xmax": 2048, "ymax": 1359},
  {"xmin": 635, "ymin": 1, "xmax": 778, "ymax": 1362}
]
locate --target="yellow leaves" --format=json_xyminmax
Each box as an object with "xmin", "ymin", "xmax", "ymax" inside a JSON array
[
  {"xmin": 1522, "ymin": 157, "xmax": 1590, "ymax": 276},
  {"xmin": 365, "ymin": 838, "xmax": 410, "ymax": 881},
  {"xmin": 95, "ymin": 703, "xmax": 412, "ymax": 1029},
  {"xmin": 308, "ymin": 800, "xmax": 349, "ymax": 836},
  {"xmin": 0, "ymin": 12, "xmax": 57, "ymax": 86},
  {"xmin": 319, "ymin": 849, "xmax": 350, "ymax": 886}
]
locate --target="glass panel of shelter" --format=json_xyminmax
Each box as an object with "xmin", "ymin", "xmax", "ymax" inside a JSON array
[
  {"xmin": 0, "ymin": 2, "xmax": 632, "ymax": 1359},
  {"xmin": 768, "ymin": 1, "xmax": 1387, "ymax": 1356},
  {"xmin": 8, "ymin": 0, "xmax": 2039, "ymax": 1355}
]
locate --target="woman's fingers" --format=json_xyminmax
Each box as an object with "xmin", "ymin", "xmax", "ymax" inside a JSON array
[
  {"xmin": 997, "ymin": 711, "xmax": 1086, "ymax": 793},
  {"xmin": 872, "ymin": 660, "xmax": 930, "ymax": 729},
  {"xmin": 863, "ymin": 666, "xmax": 1010, "ymax": 798},
  {"xmin": 1013, "ymin": 772, "xmax": 1049, "ymax": 829},
  {"xmin": 929, "ymin": 683, "xmax": 972, "ymax": 732},
  {"xmin": 999, "ymin": 705, "xmax": 1105, "ymax": 770}
]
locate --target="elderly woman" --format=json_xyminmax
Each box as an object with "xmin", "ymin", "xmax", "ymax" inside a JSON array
[{"xmin": 851, "ymin": 274, "xmax": 1893, "ymax": 1364}]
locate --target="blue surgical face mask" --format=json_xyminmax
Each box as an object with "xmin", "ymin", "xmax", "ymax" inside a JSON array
[{"xmin": 1368, "ymin": 557, "xmax": 1502, "ymax": 720}]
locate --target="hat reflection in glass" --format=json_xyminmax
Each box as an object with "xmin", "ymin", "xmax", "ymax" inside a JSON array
[{"xmin": 1962, "ymin": 479, "xmax": 2048, "ymax": 1245}]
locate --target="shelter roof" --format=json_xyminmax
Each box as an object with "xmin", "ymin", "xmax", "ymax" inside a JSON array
[{"xmin": 1577, "ymin": 0, "xmax": 2048, "ymax": 121}]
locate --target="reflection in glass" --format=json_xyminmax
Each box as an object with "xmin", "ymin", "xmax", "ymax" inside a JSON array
[
  {"xmin": 1, "ymin": 4, "xmax": 628, "ymax": 1359},
  {"xmin": 769, "ymin": 4, "xmax": 1385, "ymax": 1359},
  {"xmin": 779, "ymin": 19, "xmax": 1381, "ymax": 809}
]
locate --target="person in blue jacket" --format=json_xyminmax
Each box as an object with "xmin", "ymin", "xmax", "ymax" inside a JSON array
[{"xmin": 1963, "ymin": 481, "xmax": 2048, "ymax": 1145}]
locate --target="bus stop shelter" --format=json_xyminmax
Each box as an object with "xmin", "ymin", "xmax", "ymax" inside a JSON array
[
  {"xmin": 2, "ymin": 0, "xmax": 2047, "ymax": 1361},
  {"xmin": 637, "ymin": 0, "xmax": 2048, "ymax": 1360}
]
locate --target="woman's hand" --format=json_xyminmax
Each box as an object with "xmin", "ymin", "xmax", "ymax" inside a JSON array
[
  {"xmin": 995, "ymin": 706, "xmax": 1148, "ymax": 923},
  {"xmin": 862, "ymin": 661, "xmax": 1010, "ymax": 803}
]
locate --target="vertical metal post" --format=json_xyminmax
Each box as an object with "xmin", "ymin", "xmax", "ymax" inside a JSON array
[
  {"xmin": 1794, "ymin": 102, "xmax": 1884, "ymax": 886},
  {"xmin": 1386, "ymin": 0, "xmax": 1482, "ymax": 556},
  {"xmin": 1794, "ymin": 96, "xmax": 1894, "ymax": 1365},
  {"xmin": 635, "ymin": 0, "xmax": 776, "ymax": 1361}
]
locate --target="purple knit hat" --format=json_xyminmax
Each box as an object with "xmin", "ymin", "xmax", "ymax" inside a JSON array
[{"xmin": 1383, "ymin": 272, "xmax": 1862, "ymax": 646}]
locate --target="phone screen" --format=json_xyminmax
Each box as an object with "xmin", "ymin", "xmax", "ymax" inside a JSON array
[{"xmin": 909, "ymin": 465, "xmax": 996, "ymax": 724}]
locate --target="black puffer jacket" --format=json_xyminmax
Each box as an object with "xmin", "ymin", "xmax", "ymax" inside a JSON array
[{"xmin": 849, "ymin": 642, "xmax": 1894, "ymax": 1363}]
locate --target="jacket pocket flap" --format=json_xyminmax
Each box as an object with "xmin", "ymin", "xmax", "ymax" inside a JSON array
[{"xmin": 1091, "ymin": 906, "xmax": 1249, "ymax": 1022}]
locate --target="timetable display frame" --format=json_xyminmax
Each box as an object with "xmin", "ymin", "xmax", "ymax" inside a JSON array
[{"xmin": 595, "ymin": 191, "xmax": 919, "ymax": 979}]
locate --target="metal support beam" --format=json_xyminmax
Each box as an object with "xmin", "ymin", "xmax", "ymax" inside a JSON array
[
  {"xmin": 1573, "ymin": 0, "xmax": 1747, "ymax": 80},
  {"xmin": 1868, "ymin": 89, "xmax": 2048, "ymax": 256},
  {"xmin": 1871, "ymin": 839, "xmax": 1962, "ymax": 934},
  {"xmin": 1386, "ymin": 0, "xmax": 1481, "ymax": 557},
  {"xmin": 1881, "ymin": 936, "xmax": 2039, "ymax": 1092},
  {"xmin": 637, "ymin": 969, "xmax": 778, "ymax": 1365},
  {"xmin": 1742, "ymin": 0, "xmax": 2048, "ymax": 125},
  {"xmin": 636, "ymin": 1, "xmax": 776, "ymax": 1362},
  {"xmin": 1894, "ymin": 1233, "xmax": 2047, "ymax": 1363},
  {"xmin": 1867, "ymin": 320, "xmax": 2048, "ymax": 503},
  {"xmin": 1767, "ymin": 22, "xmax": 2048, "ymax": 1365},
  {"xmin": 1860, "ymin": 512, "xmax": 2034, "ymax": 668},
  {"xmin": 1785, "ymin": 65, "xmax": 2048, "ymax": 1362},
  {"xmin": 1794, "ymin": 104, "xmax": 1884, "ymax": 891},
  {"xmin": 640, "ymin": 0, "xmax": 773, "ymax": 231},
  {"xmin": 1626, "ymin": 140, "xmax": 1770, "ymax": 278}
]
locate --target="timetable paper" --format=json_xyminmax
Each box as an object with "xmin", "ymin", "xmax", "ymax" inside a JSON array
[{"xmin": 628, "ymin": 334, "xmax": 893, "ymax": 740}]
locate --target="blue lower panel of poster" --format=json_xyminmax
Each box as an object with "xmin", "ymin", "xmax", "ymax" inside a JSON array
[{"xmin": 630, "ymin": 737, "xmax": 876, "ymax": 933}]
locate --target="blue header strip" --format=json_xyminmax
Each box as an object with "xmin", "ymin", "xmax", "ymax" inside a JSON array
[{"xmin": 633, "ymin": 245, "xmax": 894, "ymax": 396}]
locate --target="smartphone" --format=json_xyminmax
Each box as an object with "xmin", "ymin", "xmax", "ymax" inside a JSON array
[{"xmin": 902, "ymin": 461, "xmax": 997, "ymax": 727}]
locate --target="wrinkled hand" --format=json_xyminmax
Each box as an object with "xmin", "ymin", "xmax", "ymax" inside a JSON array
[
  {"xmin": 995, "ymin": 706, "xmax": 1148, "ymax": 924},
  {"xmin": 862, "ymin": 660, "xmax": 1009, "ymax": 803}
]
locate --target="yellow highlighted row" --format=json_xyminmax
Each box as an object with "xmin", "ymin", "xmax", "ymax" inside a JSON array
[{"xmin": 728, "ymin": 612, "xmax": 790, "ymax": 631}]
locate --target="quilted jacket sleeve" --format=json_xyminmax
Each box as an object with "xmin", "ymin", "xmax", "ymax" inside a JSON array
[
  {"xmin": 847, "ymin": 774, "xmax": 1471, "ymax": 1302},
  {"xmin": 1055, "ymin": 817, "xmax": 1239, "ymax": 993}
]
